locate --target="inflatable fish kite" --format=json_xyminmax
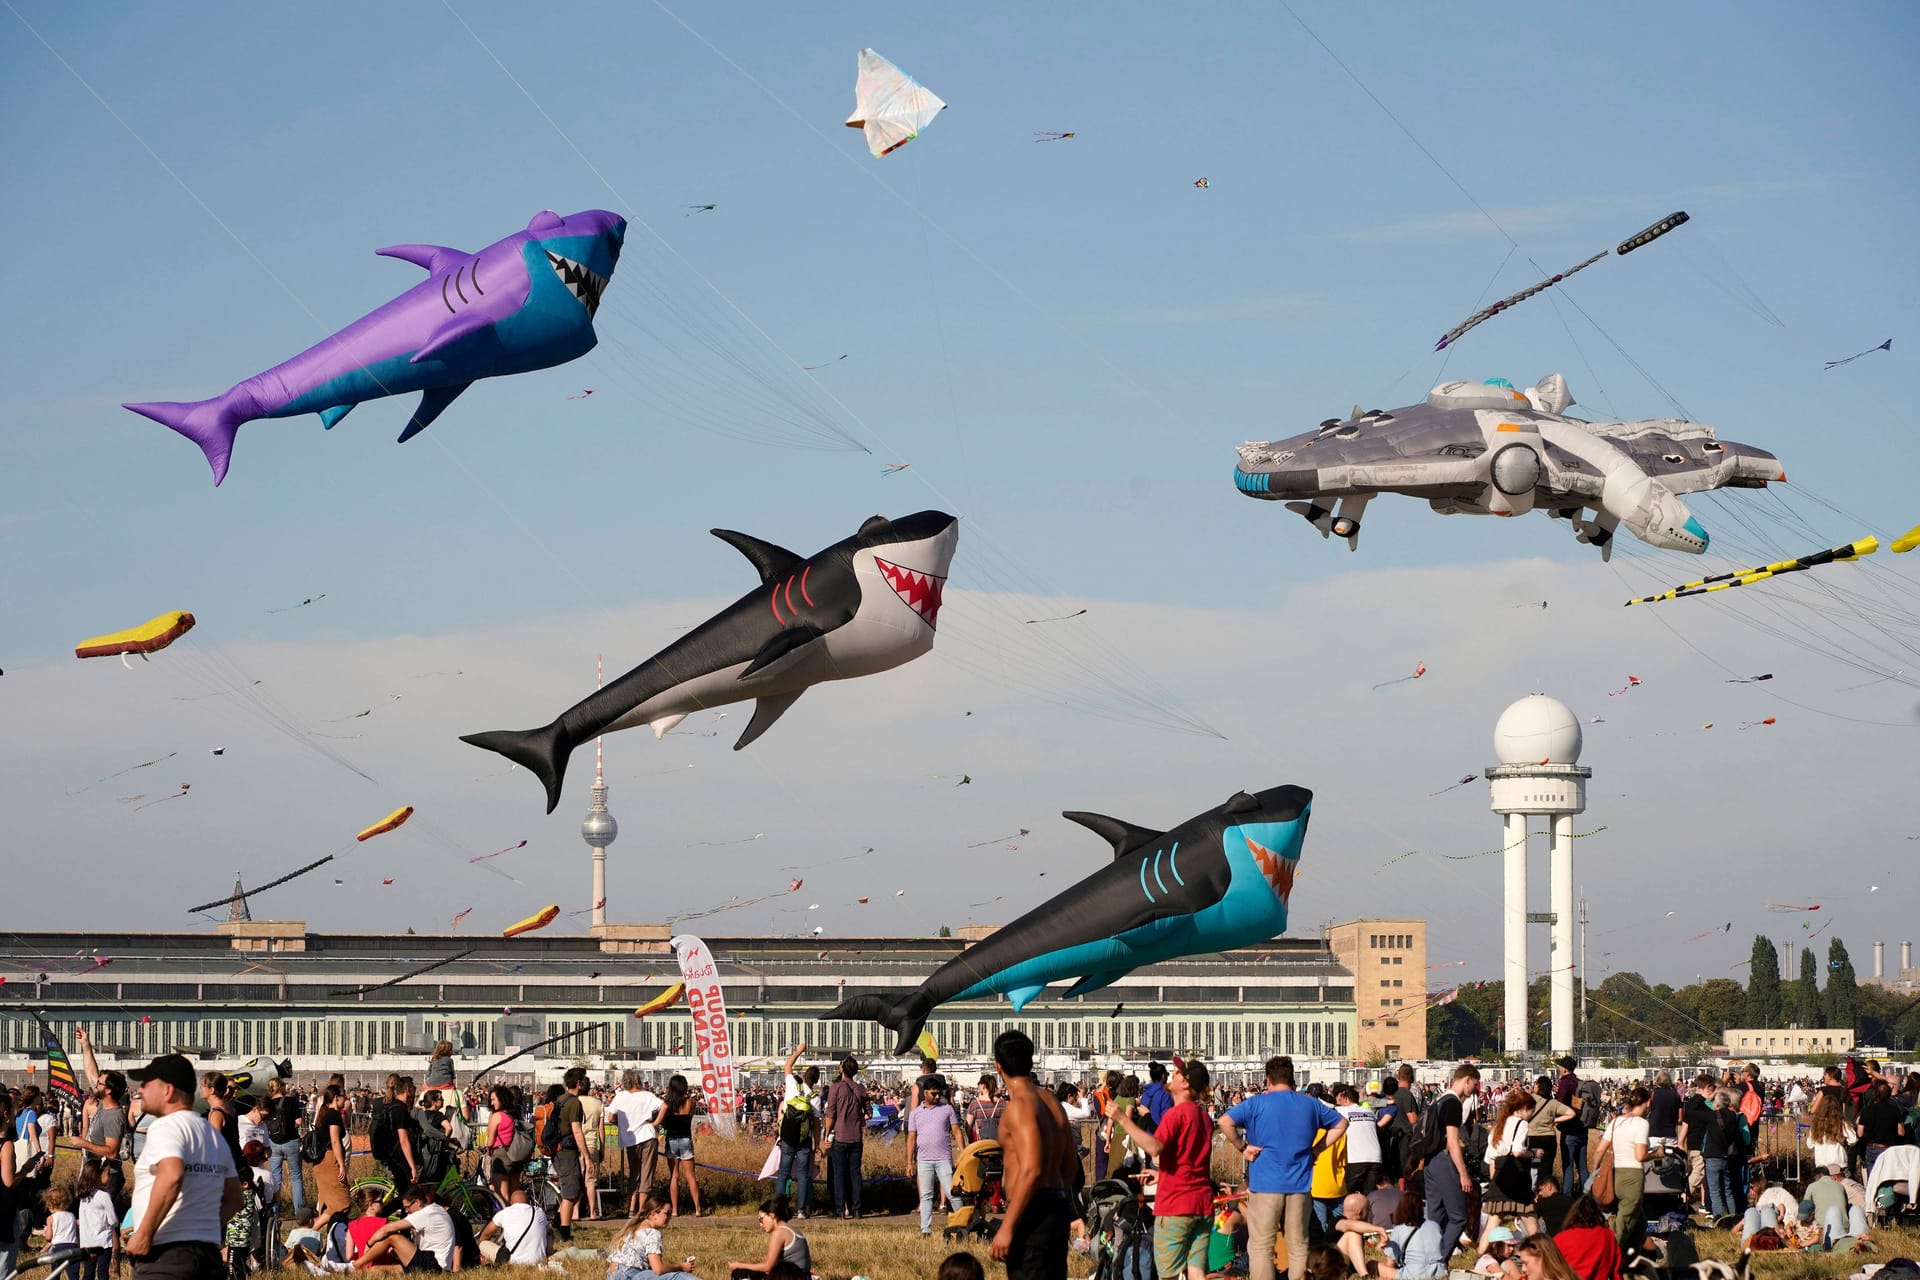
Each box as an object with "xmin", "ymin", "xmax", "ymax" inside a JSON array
[
  {"xmin": 464, "ymin": 511, "xmax": 959, "ymax": 813},
  {"xmin": 503, "ymin": 904, "xmax": 559, "ymax": 937},
  {"xmin": 1233, "ymin": 375, "xmax": 1782, "ymax": 559},
  {"xmin": 126, "ymin": 210, "xmax": 626, "ymax": 484},
  {"xmin": 829, "ymin": 785, "xmax": 1312, "ymax": 1054},
  {"xmin": 355, "ymin": 806, "xmax": 414, "ymax": 842},
  {"xmin": 76, "ymin": 611, "xmax": 195, "ymax": 660}
]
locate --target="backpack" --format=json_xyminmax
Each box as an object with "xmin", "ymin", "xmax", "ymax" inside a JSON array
[
  {"xmin": 369, "ymin": 1102, "xmax": 397, "ymax": 1162},
  {"xmin": 778, "ymin": 1093, "xmax": 815, "ymax": 1148},
  {"xmin": 1400, "ymin": 1096, "xmax": 1446, "ymax": 1174},
  {"xmin": 503, "ymin": 1117, "xmax": 535, "ymax": 1170},
  {"xmin": 300, "ymin": 1113, "xmax": 328, "ymax": 1164},
  {"xmin": 1461, "ymin": 1119, "xmax": 1490, "ymax": 1184},
  {"xmin": 539, "ymin": 1100, "xmax": 568, "ymax": 1154},
  {"xmin": 1576, "ymin": 1080, "xmax": 1603, "ymax": 1128}
]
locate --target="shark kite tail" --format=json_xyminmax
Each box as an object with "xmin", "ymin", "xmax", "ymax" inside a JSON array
[
  {"xmin": 460, "ymin": 722, "xmax": 570, "ymax": 814},
  {"xmin": 124, "ymin": 394, "xmax": 252, "ymax": 486},
  {"xmin": 827, "ymin": 990, "xmax": 933, "ymax": 1057}
]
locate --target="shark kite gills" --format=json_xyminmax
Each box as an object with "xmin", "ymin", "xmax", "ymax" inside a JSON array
[
  {"xmin": 464, "ymin": 511, "xmax": 959, "ymax": 813},
  {"xmin": 126, "ymin": 210, "xmax": 626, "ymax": 484},
  {"xmin": 829, "ymin": 785, "xmax": 1311, "ymax": 1055}
]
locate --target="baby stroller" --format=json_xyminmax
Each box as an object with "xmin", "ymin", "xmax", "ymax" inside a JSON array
[
  {"xmin": 943, "ymin": 1139, "xmax": 1005, "ymax": 1243},
  {"xmin": 1867, "ymin": 1145, "xmax": 1920, "ymax": 1230},
  {"xmin": 2, "ymin": 1247, "xmax": 84, "ymax": 1280},
  {"xmin": 1085, "ymin": 1177, "xmax": 1154, "ymax": 1280}
]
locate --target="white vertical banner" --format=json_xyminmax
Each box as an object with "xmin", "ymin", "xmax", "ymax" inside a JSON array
[{"xmin": 670, "ymin": 934, "xmax": 737, "ymax": 1139}]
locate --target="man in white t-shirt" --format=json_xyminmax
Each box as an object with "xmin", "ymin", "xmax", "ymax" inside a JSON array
[
  {"xmin": 353, "ymin": 1185, "xmax": 457, "ymax": 1272},
  {"xmin": 1332, "ymin": 1084, "xmax": 1389, "ymax": 1193},
  {"xmin": 478, "ymin": 1190, "xmax": 550, "ymax": 1266},
  {"xmin": 607, "ymin": 1071, "xmax": 664, "ymax": 1216},
  {"xmin": 127, "ymin": 1053, "xmax": 243, "ymax": 1280}
]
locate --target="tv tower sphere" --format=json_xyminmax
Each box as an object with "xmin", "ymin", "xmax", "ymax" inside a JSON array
[{"xmin": 582, "ymin": 793, "xmax": 617, "ymax": 848}]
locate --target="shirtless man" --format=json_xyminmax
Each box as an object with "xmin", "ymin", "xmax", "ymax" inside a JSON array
[{"xmin": 989, "ymin": 1030, "xmax": 1076, "ymax": 1280}]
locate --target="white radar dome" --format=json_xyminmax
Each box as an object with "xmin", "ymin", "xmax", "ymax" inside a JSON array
[{"xmin": 1493, "ymin": 693, "xmax": 1583, "ymax": 765}]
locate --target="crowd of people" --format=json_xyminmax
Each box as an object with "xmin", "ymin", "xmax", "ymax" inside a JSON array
[{"xmin": 5, "ymin": 1024, "xmax": 1915, "ymax": 1280}]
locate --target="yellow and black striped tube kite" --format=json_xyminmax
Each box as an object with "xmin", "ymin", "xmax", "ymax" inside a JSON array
[{"xmin": 1624, "ymin": 536, "xmax": 1878, "ymax": 606}]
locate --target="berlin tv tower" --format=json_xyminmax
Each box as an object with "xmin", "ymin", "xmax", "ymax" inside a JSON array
[{"xmin": 580, "ymin": 655, "xmax": 617, "ymax": 929}]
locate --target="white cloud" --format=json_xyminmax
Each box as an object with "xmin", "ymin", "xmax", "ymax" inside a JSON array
[{"xmin": 3, "ymin": 554, "xmax": 1908, "ymax": 991}]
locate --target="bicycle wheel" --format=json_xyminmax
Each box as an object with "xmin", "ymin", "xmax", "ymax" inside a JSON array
[{"xmin": 349, "ymin": 1173, "xmax": 396, "ymax": 1206}]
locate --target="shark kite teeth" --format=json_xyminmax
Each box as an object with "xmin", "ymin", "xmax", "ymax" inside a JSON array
[
  {"xmin": 544, "ymin": 250, "xmax": 607, "ymax": 317},
  {"xmin": 875, "ymin": 557, "xmax": 945, "ymax": 628}
]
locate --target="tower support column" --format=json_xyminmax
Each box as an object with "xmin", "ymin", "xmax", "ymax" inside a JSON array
[
  {"xmin": 1504, "ymin": 812, "xmax": 1529, "ymax": 1055},
  {"xmin": 1550, "ymin": 814, "xmax": 1575, "ymax": 1055}
]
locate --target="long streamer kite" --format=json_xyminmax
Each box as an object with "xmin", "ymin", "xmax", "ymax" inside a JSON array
[
  {"xmin": 1624, "ymin": 536, "xmax": 1878, "ymax": 605},
  {"xmin": 68, "ymin": 752, "xmax": 178, "ymax": 795},
  {"xmin": 450, "ymin": 907, "xmax": 473, "ymax": 930},
  {"xmin": 469, "ymin": 840, "xmax": 527, "ymax": 863},
  {"xmin": 1429, "ymin": 773, "xmax": 1478, "ymax": 796},
  {"xmin": 328, "ymin": 949, "xmax": 477, "ymax": 998},
  {"xmin": 966, "ymin": 829, "xmax": 1030, "ymax": 849},
  {"xmin": 268, "ymin": 595, "xmax": 326, "ymax": 613},
  {"xmin": 1434, "ymin": 211, "xmax": 1688, "ymax": 352},
  {"xmin": 1825, "ymin": 339, "xmax": 1890, "ymax": 370},
  {"xmin": 187, "ymin": 853, "xmax": 337, "ymax": 914},
  {"xmin": 471, "ymin": 1021, "xmax": 613, "ymax": 1082},
  {"xmin": 135, "ymin": 784, "xmax": 191, "ymax": 810},
  {"xmin": 1373, "ymin": 661, "xmax": 1426, "ymax": 691}
]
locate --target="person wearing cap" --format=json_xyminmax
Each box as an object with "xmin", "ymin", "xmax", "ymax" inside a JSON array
[
  {"xmin": 126, "ymin": 1053, "xmax": 243, "ymax": 1280},
  {"xmin": 1472, "ymin": 1224, "xmax": 1523, "ymax": 1277},
  {"xmin": 73, "ymin": 1029, "xmax": 131, "ymax": 1203}
]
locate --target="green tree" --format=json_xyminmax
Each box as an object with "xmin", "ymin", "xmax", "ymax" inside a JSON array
[
  {"xmin": 1745, "ymin": 935, "xmax": 1782, "ymax": 1028},
  {"xmin": 1686, "ymin": 979, "xmax": 1748, "ymax": 1041},
  {"xmin": 1787, "ymin": 947, "xmax": 1821, "ymax": 1027},
  {"xmin": 1859, "ymin": 983, "xmax": 1920, "ymax": 1051},
  {"xmin": 1826, "ymin": 938, "xmax": 1860, "ymax": 1033}
]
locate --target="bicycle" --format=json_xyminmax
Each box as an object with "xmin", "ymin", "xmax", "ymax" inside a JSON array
[{"xmin": 349, "ymin": 1150, "xmax": 501, "ymax": 1226}]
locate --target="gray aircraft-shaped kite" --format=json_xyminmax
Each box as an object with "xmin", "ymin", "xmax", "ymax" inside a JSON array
[{"xmin": 1232, "ymin": 374, "xmax": 1783, "ymax": 558}]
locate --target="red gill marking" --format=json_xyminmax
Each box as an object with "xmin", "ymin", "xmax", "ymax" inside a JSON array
[
  {"xmin": 785, "ymin": 577, "xmax": 796, "ymax": 614},
  {"xmin": 770, "ymin": 587, "xmax": 784, "ymax": 625},
  {"xmin": 799, "ymin": 564, "xmax": 814, "ymax": 607}
]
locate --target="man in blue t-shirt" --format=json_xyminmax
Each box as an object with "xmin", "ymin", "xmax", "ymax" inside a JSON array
[
  {"xmin": 1221, "ymin": 1056, "xmax": 1346, "ymax": 1280},
  {"xmin": 1140, "ymin": 1061, "xmax": 1174, "ymax": 1128}
]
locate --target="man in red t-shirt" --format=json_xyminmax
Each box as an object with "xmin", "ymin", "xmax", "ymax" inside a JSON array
[{"xmin": 1114, "ymin": 1059, "xmax": 1216, "ymax": 1280}]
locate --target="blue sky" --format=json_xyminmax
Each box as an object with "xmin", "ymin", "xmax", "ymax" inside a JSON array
[{"xmin": 3, "ymin": 2, "xmax": 1916, "ymax": 993}]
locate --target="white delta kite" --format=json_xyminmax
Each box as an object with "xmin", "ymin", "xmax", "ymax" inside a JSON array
[{"xmin": 846, "ymin": 48, "xmax": 946, "ymax": 157}]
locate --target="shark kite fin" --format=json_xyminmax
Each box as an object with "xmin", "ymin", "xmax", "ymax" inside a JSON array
[
  {"xmin": 375, "ymin": 243, "xmax": 469, "ymax": 274},
  {"xmin": 650, "ymin": 713, "xmax": 688, "ymax": 739},
  {"xmin": 412, "ymin": 314, "xmax": 494, "ymax": 365},
  {"xmin": 318, "ymin": 404, "xmax": 355, "ymax": 430},
  {"xmin": 735, "ymin": 690, "xmax": 805, "ymax": 751},
  {"xmin": 1061, "ymin": 810, "xmax": 1163, "ymax": 857},
  {"xmin": 1063, "ymin": 969, "xmax": 1132, "ymax": 999},
  {"xmin": 710, "ymin": 529, "xmax": 805, "ymax": 583},
  {"xmin": 857, "ymin": 514, "xmax": 894, "ymax": 539},
  {"xmin": 397, "ymin": 382, "xmax": 471, "ymax": 443},
  {"xmin": 826, "ymin": 989, "xmax": 934, "ymax": 1057},
  {"xmin": 124, "ymin": 394, "xmax": 249, "ymax": 486},
  {"xmin": 1224, "ymin": 791, "xmax": 1262, "ymax": 816},
  {"xmin": 741, "ymin": 625, "xmax": 825, "ymax": 679},
  {"xmin": 1006, "ymin": 983, "xmax": 1046, "ymax": 1012}
]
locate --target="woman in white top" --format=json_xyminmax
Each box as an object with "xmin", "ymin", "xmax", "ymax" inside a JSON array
[
  {"xmin": 1807, "ymin": 1091, "xmax": 1856, "ymax": 1175},
  {"xmin": 1597, "ymin": 1085, "xmax": 1651, "ymax": 1254}
]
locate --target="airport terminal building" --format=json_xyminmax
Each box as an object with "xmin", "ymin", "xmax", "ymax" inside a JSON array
[{"xmin": 0, "ymin": 921, "xmax": 1364, "ymax": 1081}]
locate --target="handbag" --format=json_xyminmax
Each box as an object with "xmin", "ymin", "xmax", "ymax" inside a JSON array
[{"xmin": 1589, "ymin": 1121, "xmax": 1617, "ymax": 1208}]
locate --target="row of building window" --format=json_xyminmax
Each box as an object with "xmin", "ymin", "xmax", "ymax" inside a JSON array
[
  {"xmin": 1378, "ymin": 979, "xmax": 1403, "ymax": 988},
  {"xmin": 7, "ymin": 1012, "xmax": 1351, "ymax": 1064},
  {"xmin": 1370, "ymin": 933, "xmax": 1414, "ymax": 950}
]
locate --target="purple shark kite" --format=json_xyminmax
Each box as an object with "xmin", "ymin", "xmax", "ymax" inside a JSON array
[{"xmin": 126, "ymin": 209, "xmax": 626, "ymax": 485}]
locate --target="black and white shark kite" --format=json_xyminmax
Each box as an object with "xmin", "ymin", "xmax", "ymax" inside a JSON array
[
  {"xmin": 828, "ymin": 785, "xmax": 1311, "ymax": 1055},
  {"xmin": 463, "ymin": 511, "xmax": 958, "ymax": 812},
  {"xmin": 1232, "ymin": 375, "xmax": 1784, "ymax": 558}
]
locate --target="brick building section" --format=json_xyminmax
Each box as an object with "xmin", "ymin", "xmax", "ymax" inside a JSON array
[{"xmin": 1326, "ymin": 919, "xmax": 1428, "ymax": 1064}]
